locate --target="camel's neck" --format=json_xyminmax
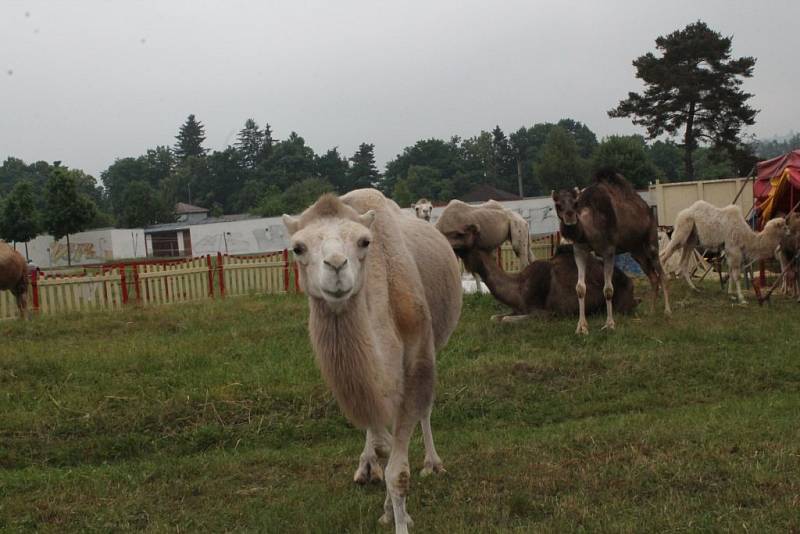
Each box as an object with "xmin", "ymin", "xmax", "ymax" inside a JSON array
[
  {"xmin": 743, "ymin": 226, "xmax": 781, "ymax": 260},
  {"xmin": 559, "ymin": 221, "xmax": 584, "ymax": 243},
  {"xmin": 308, "ymin": 293, "xmax": 392, "ymax": 428},
  {"xmin": 464, "ymin": 249, "xmax": 525, "ymax": 311}
]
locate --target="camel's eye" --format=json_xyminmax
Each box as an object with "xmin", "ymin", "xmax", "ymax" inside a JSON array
[
  {"xmin": 293, "ymin": 243, "xmax": 306, "ymax": 256},
  {"xmin": 358, "ymin": 237, "xmax": 370, "ymax": 249}
]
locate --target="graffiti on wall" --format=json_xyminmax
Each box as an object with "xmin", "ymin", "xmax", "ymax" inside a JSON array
[{"xmin": 50, "ymin": 241, "xmax": 112, "ymax": 264}]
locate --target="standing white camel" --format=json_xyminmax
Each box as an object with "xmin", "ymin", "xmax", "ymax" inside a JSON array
[
  {"xmin": 435, "ymin": 199, "xmax": 531, "ymax": 294},
  {"xmin": 283, "ymin": 189, "xmax": 462, "ymax": 534},
  {"xmin": 411, "ymin": 198, "xmax": 433, "ymax": 221},
  {"xmin": 660, "ymin": 200, "xmax": 788, "ymax": 303}
]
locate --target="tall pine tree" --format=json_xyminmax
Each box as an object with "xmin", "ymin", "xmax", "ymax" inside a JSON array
[
  {"xmin": 609, "ymin": 21, "xmax": 757, "ymax": 180},
  {"xmin": 236, "ymin": 119, "xmax": 264, "ymax": 169},
  {"xmin": 347, "ymin": 143, "xmax": 380, "ymax": 190},
  {"xmin": 174, "ymin": 114, "xmax": 207, "ymax": 162}
]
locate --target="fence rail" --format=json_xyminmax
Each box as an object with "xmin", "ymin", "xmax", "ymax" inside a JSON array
[{"xmin": 1, "ymin": 234, "xmax": 559, "ymax": 320}]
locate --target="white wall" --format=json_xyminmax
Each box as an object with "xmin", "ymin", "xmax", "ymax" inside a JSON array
[
  {"xmin": 12, "ymin": 228, "xmax": 146, "ymax": 268},
  {"xmin": 189, "ymin": 217, "xmax": 290, "ymax": 256}
]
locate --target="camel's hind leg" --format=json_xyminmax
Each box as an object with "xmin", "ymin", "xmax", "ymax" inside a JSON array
[
  {"xmin": 573, "ymin": 243, "xmax": 590, "ymax": 335},
  {"xmin": 473, "ymin": 273, "xmax": 483, "ymax": 294},
  {"xmin": 634, "ymin": 247, "xmax": 671, "ymax": 316},
  {"xmin": 353, "ymin": 427, "xmax": 391, "ymax": 485},
  {"xmin": 12, "ymin": 279, "xmax": 29, "ymax": 320},
  {"xmin": 678, "ymin": 245, "xmax": 699, "ymax": 291},
  {"xmin": 660, "ymin": 218, "xmax": 693, "ymax": 265},
  {"xmin": 419, "ymin": 407, "xmax": 444, "ymax": 476}
]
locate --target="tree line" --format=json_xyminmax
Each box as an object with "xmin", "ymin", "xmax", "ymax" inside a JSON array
[{"xmin": 1, "ymin": 20, "xmax": 797, "ymax": 253}]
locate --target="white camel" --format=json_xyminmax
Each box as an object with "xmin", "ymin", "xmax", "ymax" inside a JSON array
[
  {"xmin": 435, "ymin": 199, "xmax": 532, "ymax": 294},
  {"xmin": 411, "ymin": 198, "xmax": 433, "ymax": 221},
  {"xmin": 283, "ymin": 189, "xmax": 462, "ymax": 534},
  {"xmin": 660, "ymin": 200, "xmax": 788, "ymax": 303}
]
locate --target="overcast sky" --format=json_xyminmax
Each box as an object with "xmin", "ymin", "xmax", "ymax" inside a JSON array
[{"xmin": 2, "ymin": 0, "xmax": 797, "ymax": 179}]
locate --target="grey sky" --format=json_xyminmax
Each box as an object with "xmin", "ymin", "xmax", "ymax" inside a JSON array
[{"xmin": 2, "ymin": 0, "xmax": 797, "ymax": 179}]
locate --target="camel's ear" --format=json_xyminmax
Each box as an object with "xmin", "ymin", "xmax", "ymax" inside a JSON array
[
  {"xmin": 282, "ymin": 214, "xmax": 300, "ymax": 235},
  {"xmin": 551, "ymin": 190, "xmax": 558, "ymax": 201},
  {"xmin": 573, "ymin": 187, "xmax": 581, "ymax": 198},
  {"xmin": 358, "ymin": 210, "xmax": 376, "ymax": 228}
]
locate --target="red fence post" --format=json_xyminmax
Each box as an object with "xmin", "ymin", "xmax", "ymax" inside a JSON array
[
  {"xmin": 30, "ymin": 269, "xmax": 40, "ymax": 313},
  {"xmin": 133, "ymin": 265, "xmax": 141, "ymax": 303},
  {"xmin": 206, "ymin": 255, "xmax": 215, "ymax": 297},
  {"xmin": 217, "ymin": 252, "xmax": 226, "ymax": 298},
  {"xmin": 119, "ymin": 264, "xmax": 128, "ymax": 305},
  {"xmin": 283, "ymin": 249, "xmax": 290, "ymax": 292}
]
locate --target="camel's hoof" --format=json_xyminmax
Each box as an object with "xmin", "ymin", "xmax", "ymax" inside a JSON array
[
  {"xmin": 664, "ymin": 307, "xmax": 672, "ymax": 317},
  {"xmin": 601, "ymin": 321, "xmax": 616, "ymax": 331},
  {"xmin": 354, "ymin": 460, "xmax": 383, "ymax": 485},
  {"xmin": 575, "ymin": 323, "xmax": 589, "ymax": 335},
  {"xmin": 379, "ymin": 513, "xmax": 392, "ymax": 526},
  {"xmin": 420, "ymin": 461, "xmax": 445, "ymax": 477},
  {"xmin": 490, "ymin": 314, "xmax": 505, "ymax": 323}
]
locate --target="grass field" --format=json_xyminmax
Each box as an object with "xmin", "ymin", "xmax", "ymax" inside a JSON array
[{"xmin": 1, "ymin": 281, "xmax": 799, "ymax": 532}]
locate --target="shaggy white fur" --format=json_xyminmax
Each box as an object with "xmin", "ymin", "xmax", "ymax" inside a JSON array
[{"xmin": 660, "ymin": 200, "xmax": 787, "ymax": 302}]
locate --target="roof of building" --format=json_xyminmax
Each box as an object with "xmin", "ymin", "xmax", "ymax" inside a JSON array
[
  {"xmin": 175, "ymin": 202, "xmax": 209, "ymax": 214},
  {"xmin": 459, "ymin": 184, "xmax": 523, "ymax": 203}
]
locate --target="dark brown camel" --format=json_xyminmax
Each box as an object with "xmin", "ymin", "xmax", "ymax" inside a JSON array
[
  {"xmin": 776, "ymin": 212, "xmax": 800, "ymax": 298},
  {"xmin": 458, "ymin": 240, "xmax": 636, "ymax": 322},
  {"xmin": 552, "ymin": 168, "xmax": 670, "ymax": 334},
  {"xmin": 0, "ymin": 241, "xmax": 30, "ymax": 319}
]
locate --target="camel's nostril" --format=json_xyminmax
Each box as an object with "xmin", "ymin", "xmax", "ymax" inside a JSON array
[{"xmin": 324, "ymin": 257, "xmax": 348, "ymax": 272}]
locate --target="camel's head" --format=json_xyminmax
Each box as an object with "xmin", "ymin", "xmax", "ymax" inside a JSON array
[
  {"xmin": 412, "ymin": 199, "xmax": 433, "ymax": 222},
  {"xmin": 552, "ymin": 188, "xmax": 581, "ymax": 226},
  {"xmin": 283, "ymin": 194, "xmax": 375, "ymax": 313},
  {"xmin": 439, "ymin": 223, "xmax": 480, "ymax": 257},
  {"xmin": 766, "ymin": 216, "xmax": 789, "ymax": 237}
]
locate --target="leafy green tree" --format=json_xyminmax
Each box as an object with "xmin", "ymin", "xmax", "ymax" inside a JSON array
[
  {"xmin": 592, "ymin": 135, "xmax": 660, "ymax": 188},
  {"xmin": 347, "ymin": 143, "xmax": 380, "ymax": 190},
  {"xmin": 161, "ymin": 155, "xmax": 210, "ymax": 207},
  {"xmin": 260, "ymin": 132, "xmax": 316, "ymax": 190},
  {"xmin": 118, "ymin": 181, "xmax": 172, "ymax": 228},
  {"xmin": 648, "ymin": 140, "xmax": 684, "ymax": 182},
  {"xmin": 382, "ymin": 138, "xmax": 465, "ymax": 196},
  {"xmin": 693, "ymin": 147, "xmax": 737, "ymax": 180},
  {"xmin": 609, "ymin": 21, "xmax": 757, "ymax": 180},
  {"xmin": 557, "ymin": 119, "xmax": 598, "ymax": 159},
  {"xmin": 315, "ymin": 148, "xmax": 350, "ymax": 193},
  {"xmin": 533, "ymin": 127, "xmax": 588, "ymax": 193},
  {"xmin": 753, "ymin": 133, "xmax": 800, "ymax": 159},
  {"xmin": 174, "ymin": 114, "xmax": 207, "ymax": 161},
  {"xmin": 392, "ymin": 179, "xmax": 413, "ymax": 207},
  {"xmin": 0, "ymin": 181, "xmax": 41, "ymax": 259},
  {"xmin": 43, "ymin": 167, "xmax": 98, "ymax": 265},
  {"xmin": 509, "ymin": 127, "xmax": 532, "ymax": 197},
  {"xmin": 256, "ymin": 177, "xmax": 333, "ymax": 216},
  {"xmin": 491, "ymin": 126, "xmax": 516, "ymax": 190},
  {"xmin": 236, "ymin": 119, "xmax": 264, "ymax": 169}
]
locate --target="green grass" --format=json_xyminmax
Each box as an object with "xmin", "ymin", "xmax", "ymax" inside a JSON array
[{"xmin": 1, "ymin": 281, "xmax": 799, "ymax": 532}]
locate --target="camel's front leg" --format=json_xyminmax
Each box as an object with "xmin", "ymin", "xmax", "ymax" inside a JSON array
[
  {"xmin": 379, "ymin": 417, "xmax": 416, "ymax": 534},
  {"xmin": 573, "ymin": 244, "xmax": 590, "ymax": 335},
  {"xmin": 473, "ymin": 273, "xmax": 483, "ymax": 294},
  {"xmin": 419, "ymin": 407, "xmax": 444, "ymax": 477},
  {"xmin": 354, "ymin": 427, "xmax": 391, "ymax": 484},
  {"xmin": 601, "ymin": 251, "xmax": 616, "ymax": 330},
  {"xmin": 726, "ymin": 251, "xmax": 747, "ymax": 303}
]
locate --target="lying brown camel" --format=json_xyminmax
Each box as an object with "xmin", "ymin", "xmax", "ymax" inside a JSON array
[
  {"xmin": 552, "ymin": 168, "xmax": 670, "ymax": 334},
  {"xmin": 455, "ymin": 231, "xmax": 636, "ymax": 321},
  {"xmin": 0, "ymin": 241, "xmax": 30, "ymax": 319}
]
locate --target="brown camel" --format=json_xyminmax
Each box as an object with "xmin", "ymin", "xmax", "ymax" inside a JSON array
[
  {"xmin": 453, "ymin": 226, "xmax": 636, "ymax": 321},
  {"xmin": 0, "ymin": 241, "xmax": 30, "ymax": 319},
  {"xmin": 552, "ymin": 168, "xmax": 670, "ymax": 334},
  {"xmin": 282, "ymin": 189, "xmax": 462, "ymax": 533}
]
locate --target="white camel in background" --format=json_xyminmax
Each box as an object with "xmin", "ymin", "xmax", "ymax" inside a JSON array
[
  {"xmin": 411, "ymin": 198, "xmax": 433, "ymax": 221},
  {"xmin": 660, "ymin": 200, "xmax": 788, "ymax": 303}
]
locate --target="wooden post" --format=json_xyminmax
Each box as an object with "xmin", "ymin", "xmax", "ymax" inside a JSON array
[
  {"xmin": 206, "ymin": 255, "xmax": 214, "ymax": 297},
  {"xmin": 133, "ymin": 264, "xmax": 142, "ymax": 303},
  {"xmin": 30, "ymin": 269, "xmax": 40, "ymax": 313},
  {"xmin": 119, "ymin": 265, "xmax": 128, "ymax": 305},
  {"xmin": 283, "ymin": 249, "xmax": 290, "ymax": 292},
  {"xmin": 217, "ymin": 252, "xmax": 226, "ymax": 298}
]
